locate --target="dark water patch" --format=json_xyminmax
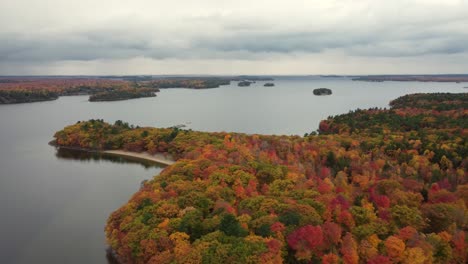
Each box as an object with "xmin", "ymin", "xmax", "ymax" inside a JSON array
[{"xmin": 55, "ymin": 148, "xmax": 162, "ymax": 169}]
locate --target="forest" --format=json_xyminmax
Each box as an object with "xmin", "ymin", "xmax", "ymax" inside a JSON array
[
  {"xmin": 53, "ymin": 93, "xmax": 467, "ymax": 263},
  {"xmin": 0, "ymin": 77, "xmax": 235, "ymax": 104},
  {"xmin": 0, "ymin": 89, "xmax": 59, "ymax": 104},
  {"xmin": 89, "ymin": 88, "xmax": 159, "ymax": 102}
]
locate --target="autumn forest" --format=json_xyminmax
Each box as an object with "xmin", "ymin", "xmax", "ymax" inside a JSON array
[{"xmin": 51, "ymin": 93, "xmax": 468, "ymax": 264}]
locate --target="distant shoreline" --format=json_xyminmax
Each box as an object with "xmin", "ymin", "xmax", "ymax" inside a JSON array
[{"xmin": 352, "ymin": 75, "xmax": 468, "ymax": 83}]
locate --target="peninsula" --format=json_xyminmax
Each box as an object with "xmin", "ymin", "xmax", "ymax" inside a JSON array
[
  {"xmin": 53, "ymin": 93, "xmax": 467, "ymax": 264},
  {"xmin": 0, "ymin": 76, "xmax": 243, "ymax": 104},
  {"xmin": 102, "ymin": 150, "xmax": 175, "ymax": 166}
]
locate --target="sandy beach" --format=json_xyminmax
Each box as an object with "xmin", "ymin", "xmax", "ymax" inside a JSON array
[{"xmin": 102, "ymin": 150, "xmax": 176, "ymax": 166}]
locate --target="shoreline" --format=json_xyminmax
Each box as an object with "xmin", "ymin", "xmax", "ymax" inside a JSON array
[
  {"xmin": 102, "ymin": 150, "xmax": 175, "ymax": 166},
  {"xmin": 49, "ymin": 141, "xmax": 175, "ymax": 166}
]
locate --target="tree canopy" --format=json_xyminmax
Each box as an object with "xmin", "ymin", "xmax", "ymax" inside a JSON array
[{"xmin": 53, "ymin": 93, "xmax": 468, "ymax": 263}]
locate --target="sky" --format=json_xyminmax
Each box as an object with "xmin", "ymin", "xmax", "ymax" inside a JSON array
[{"xmin": 1, "ymin": 0, "xmax": 467, "ymax": 75}]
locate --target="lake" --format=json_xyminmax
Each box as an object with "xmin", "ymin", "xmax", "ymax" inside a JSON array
[{"xmin": 0, "ymin": 76, "xmax": 464, "ymax": 263}]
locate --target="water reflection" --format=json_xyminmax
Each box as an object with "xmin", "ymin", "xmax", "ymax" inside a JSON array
[
  {"xmin": 54, "ymin": 147, "xmax": 164, "ymax": 263},
  {"xmin": 55, "ymin": 147, "xmax": 164, "ymax": 169}
]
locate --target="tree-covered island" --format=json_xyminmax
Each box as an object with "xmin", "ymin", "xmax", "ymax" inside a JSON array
[{"xmin": 313, "ymin": 88, "xmax": 333, "ymax": 96}]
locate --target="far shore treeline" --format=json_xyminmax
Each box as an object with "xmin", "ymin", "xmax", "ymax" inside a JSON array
[
  {"xmin": 0, "ymin": 77, "xmax": 267, "ymax": 104},
  {"xmin": 53, "ymin": 93, "xmax": 467, "ymax": 263}
]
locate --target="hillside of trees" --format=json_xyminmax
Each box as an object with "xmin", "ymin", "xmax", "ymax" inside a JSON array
[
  {"xmin": 53, "ymin": 93, "xmax": 467, "ymax": 263},
  {"xmin": 0, "ymin": 89, "xmax": 59, "ymax": 104}
]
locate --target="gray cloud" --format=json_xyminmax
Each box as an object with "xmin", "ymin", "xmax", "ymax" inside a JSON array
[
  {"xmin": 0, "ymin": 0, "xmax": 468, "ymax": 74},
  {"xmin": 2, "ymin": 26, "xmax": 466, "ymax": 62}
]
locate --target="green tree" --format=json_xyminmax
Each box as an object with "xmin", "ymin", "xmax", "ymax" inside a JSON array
[
  {"xmin": 219, "ymin": 214, "xmax": 248, "ymax": 237},
  {"xmin": 391, "ymin": 205, "xmax": 425, "ymax": 230}
]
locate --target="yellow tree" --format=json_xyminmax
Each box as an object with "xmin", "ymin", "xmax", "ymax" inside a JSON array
[{"xmin": 385, "ymin": 236, "xmax": 405, "ymax": 262}]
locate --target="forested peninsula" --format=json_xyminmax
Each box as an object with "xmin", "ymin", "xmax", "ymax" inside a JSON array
[
  {"xmin": 0, "ymin": 77, "xmax": 236, "ymax": 104},
  {"xmin": 53, "ymin": 93, "xmax": 467, "ymax": 264}
]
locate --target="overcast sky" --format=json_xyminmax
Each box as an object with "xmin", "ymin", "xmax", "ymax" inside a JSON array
[{"xmin": 1, "ymin": 0, "xmax": 467, "ymax": 75}]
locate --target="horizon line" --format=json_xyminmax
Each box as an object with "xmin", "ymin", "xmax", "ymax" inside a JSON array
[{"xmin": 1, "ymin": 73, "xmax": 468, "ymax": 77}]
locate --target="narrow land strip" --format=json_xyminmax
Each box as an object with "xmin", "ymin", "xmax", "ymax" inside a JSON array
[{"xmin": 102, "ymin": 150, "xmax": 175, "ymax": 166}]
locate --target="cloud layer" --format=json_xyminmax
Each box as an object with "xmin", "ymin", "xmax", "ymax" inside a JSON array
[{"xmin": 1, "ymin": 0, "xmax": 467, "ymax": 74}]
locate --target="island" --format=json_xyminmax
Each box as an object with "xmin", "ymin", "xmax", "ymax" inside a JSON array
[
  {"xmin": 89, "ymin": 88, "xmax": 159, "ymax": 102},
  {"xmin": 52, "ymin": 93, "xmax": 467, "ymax": 264},
  {"xmin": 264, "ymin": 82, "xmax": 275, "ymax": 87},
  {"xmin": 238, "ymin": 81, "xmax": 253, "ymax": 87},
  {"xmin": 313, "ymin": 88, "xmax": 333, "ymax": 95}
]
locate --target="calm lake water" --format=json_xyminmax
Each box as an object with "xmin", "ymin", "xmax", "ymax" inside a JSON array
[{"xmin": 0, "ymin": 76, "xmax": 464, "ymax": 263}]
